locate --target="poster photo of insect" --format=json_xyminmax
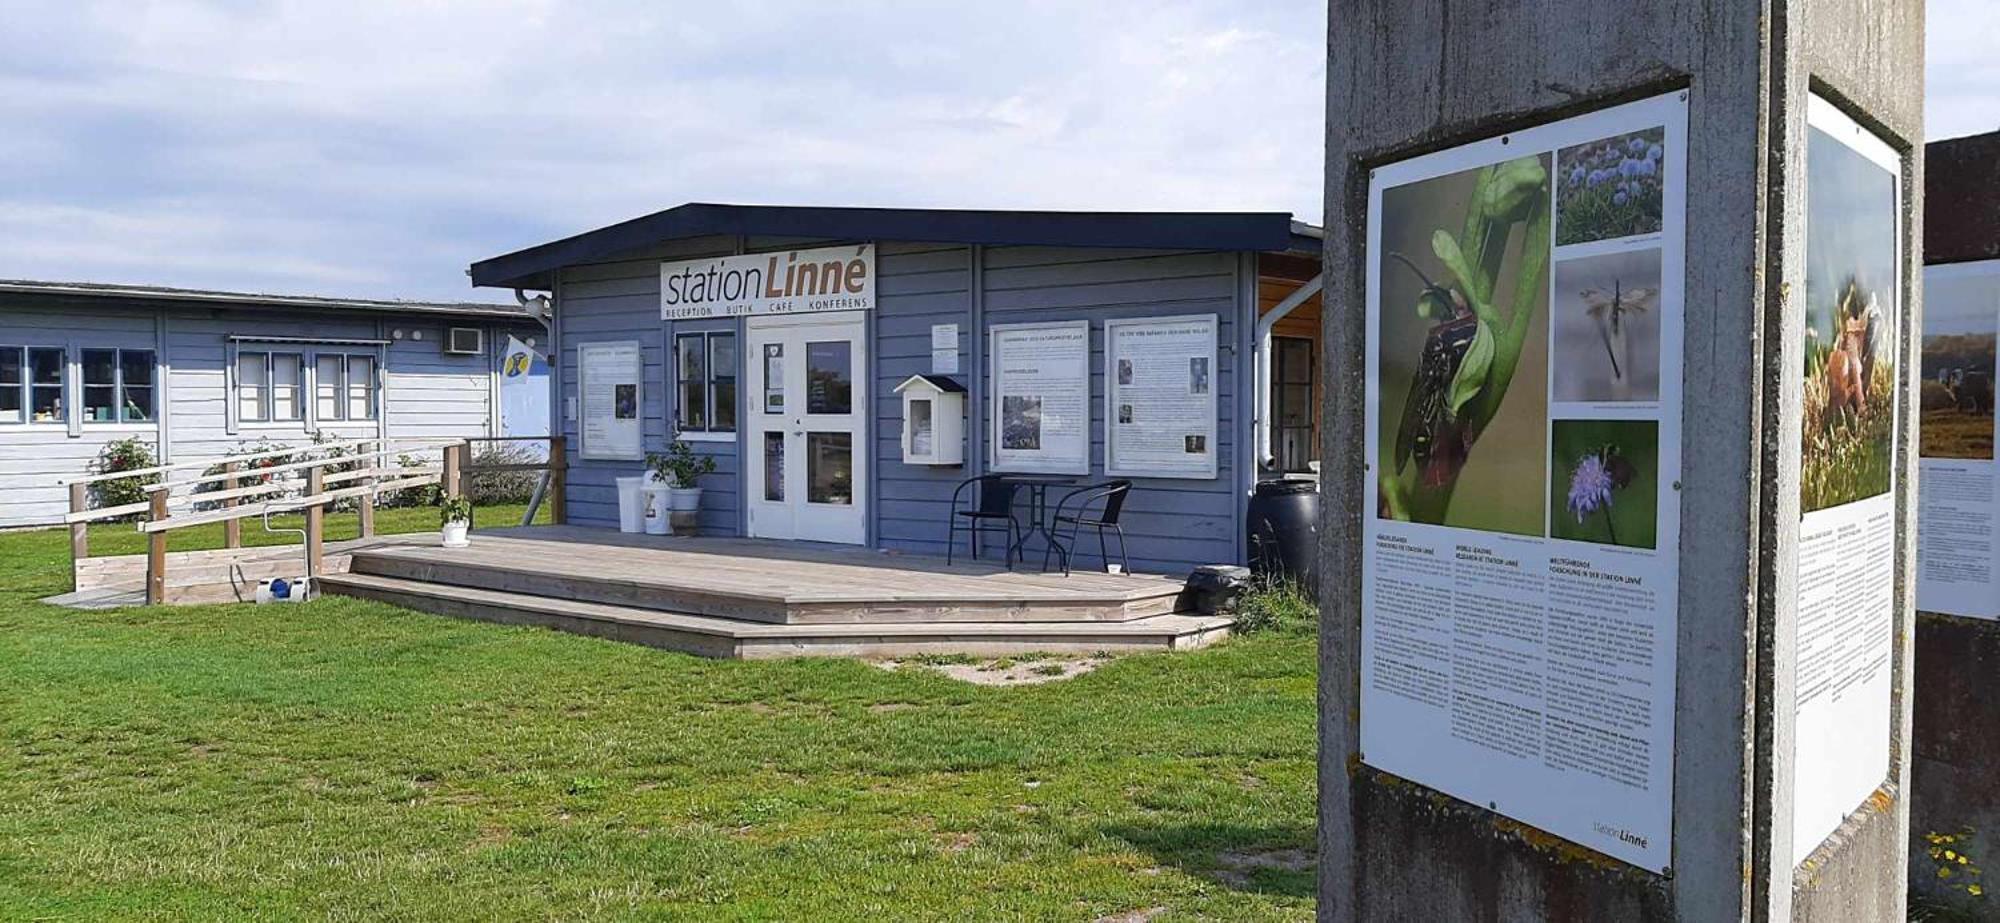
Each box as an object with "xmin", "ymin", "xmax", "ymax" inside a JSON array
[
  {"xmin": 1551, "ymin": 248, "xmax": 1663, "ymax": 403},
  {"xmin": 1800, "ymin": 120, "xmax": 1899, "ymax": 514},
  {"xmin": 1555, "ymin": 127, "xmax": 1666, "ymax": 246},
  {"xmin": 1375, "ymin": 153, "xmax": 1551, "ymax": 537},
  {"xmin": 1548, "ymin": 419, "xmax": 1660, "ymax": 549}
]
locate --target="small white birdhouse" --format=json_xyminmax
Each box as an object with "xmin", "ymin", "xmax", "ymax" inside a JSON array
[{"xmin": 893, "ymin": 374, "xmax": 965, "ymax": 465}]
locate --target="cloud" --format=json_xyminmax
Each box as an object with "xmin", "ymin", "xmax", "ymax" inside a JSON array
[{"xmin": 0, "ymin": 0, "xmax": 1325, "ymax": 301}]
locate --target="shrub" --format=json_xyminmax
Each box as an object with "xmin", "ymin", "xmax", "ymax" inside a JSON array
[
  {"xmin": 466, "ymin": 444, "xmax": 540, "ymax": 505},
  {"xmin": 88, "ymin": 437, "xmax": 158, "ymax": 516},
  {"xmin": 378, "ymin": 453, "xmax": 443, "ymax": 509},
  {"xmin": 1232, "ymin": 576, "xmax": 1317, "ymax": 635}
]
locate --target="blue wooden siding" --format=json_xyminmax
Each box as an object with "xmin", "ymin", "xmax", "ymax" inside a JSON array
[{"xmin": 547, "ymin": 239, "xmax": 1250, "ymax": 574}]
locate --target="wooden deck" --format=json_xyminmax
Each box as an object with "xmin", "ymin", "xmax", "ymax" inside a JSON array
[{"xmin": 318, "ymin": 526, "xmax": 1229, "ymax": 659}]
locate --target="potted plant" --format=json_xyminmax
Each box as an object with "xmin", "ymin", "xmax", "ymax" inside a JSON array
[
  {"xmin": 438, "ymin": 496, "xmax": 474, "ymax": 548},
  {"xmin": 648, "ymin": 440, "xmax": 716, "ymax": 512}
]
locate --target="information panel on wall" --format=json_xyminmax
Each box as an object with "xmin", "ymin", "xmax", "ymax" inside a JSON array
[
  {"xmin": 578, "ymin": 340, "xmax": 643, "ymax": 460},
  {"xmin": 1917, "ymin": 258, "xmax": 2000, "ymax": 620},
  {"xmin": 1790, "ymin": 95, "xmax": 1902, "ymax": 867},
  {"xmin": 1360, "ymin": 91, "xmax": 1687, "ymax": 872},
  {"xmin": 1105, "ymin": 314, "xmax": 1218, "ymax": 478},
  {"xmin": 990, "ymin": 321, "xmax": 1090, "ymax": 475}
]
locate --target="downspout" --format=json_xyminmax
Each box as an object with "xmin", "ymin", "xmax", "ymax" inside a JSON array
[{"xmin": 1252, "ymin": 272, "xmax": 1323, "ymax": 471}]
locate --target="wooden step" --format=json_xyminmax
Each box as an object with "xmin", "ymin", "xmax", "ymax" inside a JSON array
[
  {"xmin": 344, "ymin": 532, "xmax": 1188, "ymax": 625},
  {"xmin": 319, "ymin": 573, "xmax": 1232, "ymax": 660}
]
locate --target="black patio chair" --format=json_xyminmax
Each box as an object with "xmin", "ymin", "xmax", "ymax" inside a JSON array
[
  {"xmin": 947, "ymin": 474, "xmax": 1022, "ymax": 568},
  {"xmin": 1043, "ymin": 480, "xmax": 1132, "ymax": 576}
]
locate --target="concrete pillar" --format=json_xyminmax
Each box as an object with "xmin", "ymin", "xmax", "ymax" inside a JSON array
[{"xmin": 1318, "ymin": 2, "xmax": 1923, "ymax": 921}]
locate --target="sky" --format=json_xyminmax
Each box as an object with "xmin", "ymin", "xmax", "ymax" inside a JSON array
[{"xmin": 0, "ymin": 1, "xmax": 1992, "ymax": 304}]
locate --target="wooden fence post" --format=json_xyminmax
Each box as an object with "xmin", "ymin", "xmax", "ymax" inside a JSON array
[
  {"xmin": 305, "ymin": 466, "xmax": 325, "ymax": 579},
  {"xmin": 547, "ymin": 436, "xmax": 567, "ymax": 525},
  {"xmin": 443, "ymin": 442, "xmax": 465, "ymax": 500},
  {"xmin": 222, "ymin": 461, "xmax": 242, "ymax": 549},
  {"xmin": 146, "ymin": 489, "xmax": 168, "ymax": 605},
  {"xmin": 68, "ymin": 483, "xmax": 89, "ymax": 588},
  {"xmin": 357, "ymin": 442, "xmax": 376, "ymax": 539}
]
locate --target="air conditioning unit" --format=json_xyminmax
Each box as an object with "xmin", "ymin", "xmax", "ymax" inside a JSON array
[{"xmin": 444, "ymin": 327, "xmax": 483, "ymax": 355}]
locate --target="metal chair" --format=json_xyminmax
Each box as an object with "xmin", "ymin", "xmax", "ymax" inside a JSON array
[
  {"xmin": 947, "ymin": 474, "xmax": 1022, "ymax": 568},
  {"xmin": 1043, "ymin": 480, "xmax": 1132, "ymax": 576}
]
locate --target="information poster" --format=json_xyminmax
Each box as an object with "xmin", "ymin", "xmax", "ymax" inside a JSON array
[
  {"xmin": 1917, "ymin": 258, "xmax": 1999, "ymax": 619},
  {"xmin": 1790, "ymin": 95, "xmax": 1902, "ymax": 867},
  {"xmin": 578, "ymin": 340, "xmax": 643, "ymax": 460},
  {"xmin": 1361, "ymin": 92, "xmax": 1686, "ymax": 872},
  {"xmin": 931, "ymin": 323, "xmax": 960, "ymax": 375},
  {"xmin": 1105, "ymin": 314, "xmax": 1218, "ymax": 478},
  {"xmin": 990, "ymin": 321, "xmax": 1090, "ymax": 474}
]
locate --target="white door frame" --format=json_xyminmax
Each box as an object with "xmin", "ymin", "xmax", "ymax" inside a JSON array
[{"xmin": 744, "ymin": 313, "xmax": 868, "ymax": 544}]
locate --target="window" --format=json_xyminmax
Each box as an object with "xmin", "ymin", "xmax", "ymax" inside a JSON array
[
  {"xmin": 675, "ymin": 331, "xmax": 737, "ymax": 434},
  {"xmin": 80, "ymin": 348, "xmax": 156, "ymax": 424},
  {"xmin": 236, "ymin": 351, "xmax": 303, "ymax": 423},
  {"xmin": 0, "ymin": 348, "xmax": 22, "ymax": 424},
  {"xmin": 312, "ymin": 353, "xmax": 377, "ymax": 422},
  {"xmin": 237, "ymin": 351, "xmax": 269, "ymax": 422},
  {"xmin": 1271, "ymin": 336, "xmax": 1315, "ymax": 473},
  {"xmin": 28, "ymin": 347, "xmax": 64, "ymax": 423}
]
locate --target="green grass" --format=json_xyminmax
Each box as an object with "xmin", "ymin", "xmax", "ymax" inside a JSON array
[{"xmin": 0, "ymin": 521, "xmax": 1317, "ymax": 920}]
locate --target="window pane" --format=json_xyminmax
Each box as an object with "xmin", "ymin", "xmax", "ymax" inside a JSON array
[
  {"xmin": 806, "ymin": 431, "xmax": 853, "ymax": 505},
  {"xmin": 678, "ymin": 381, "xmax": 707, "ymax": 431},
  {"xmin": 713, "ymin": 379, "xmax": 737, "ymax": 431},
  {"xmin": 29, "ymin": 347, "xmax": 62, "ymax": 384},
  {"xmin": 710, "ymin": 333, "xmax": 737, "ymax": 377},
  {"xmin": 347, "ymin": 356, "xmax": 376, "ymax": 420},
  {"xmin": 31, "ymin": 385, "xmax": 62, "ymax": 422},
  {"xmin": 1281, "ymin": 384, "xmax": 1312, "ymax": 425},
  {"xmin": 237, "ymin": 352, "xmax": 268, "ymax": 421},
  {"xmin": 316, "ymin": 355, "xmax": 344, "ymax": 420},
  {"xmin": 122, "ymin": 387, "xmax": 154, "ymax": 422},
  {"xmin": 677, "ymin": 334, "xmax": 705, "ymax": 385},
  {"xmin": 83, "ymin": 385, "xmax": 117, "ymax": 423},
  {"xmin": 121, "ymin": 350, "xmax": 155, "ymax": 386},
  {"xmin": 0, "ymin": 349, "xmax": 19, "ymax": 386},
  {"xmin": 82, "ymin": 349, "xmax": 116, "ymax": 386},
  {"xmin": 763, "ymin": 343, "xmax": 784, "ymax": 414},
  {"xmin": 806, "ymin": 341, "xmax": 851, "ymax": 415},
  {"xmin": 763, "ymin": 432, "xmax": 785, "ymax": 501},
  {"xmin": 271, "ymin": 354, "xmax": 303, "ymax": 421}
]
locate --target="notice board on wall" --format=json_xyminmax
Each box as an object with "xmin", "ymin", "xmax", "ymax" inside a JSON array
[
  {"xmin": 578, "ymin": 340, "xmax": 643, "ymax": 461},
  {"xmin": 1105, "ymin": 314, "xmax": 1218, "ymax": 478},
  {"xmin": 1789, "ymin": 94, "xmax": 1902, "ymax": 868},
  {"xmin": 1360, "ymin": 91, "xmax": 1687, "ymax": 872},
  {"xmin": 1917, "ymin": 258, "xmax": 2000, "ymax": 620},
  {"xmin": 989, "ymin": 321, "xmax": 1090, "ymax": 475}
]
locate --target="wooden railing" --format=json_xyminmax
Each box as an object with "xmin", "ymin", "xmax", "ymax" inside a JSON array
[
  {"xmin": 63, "ymin": 436, "xmax": 570, "ymax": 604},
  {"xmin": 460, "ymin": 435, "xmax": 568, "ymax": 527}
]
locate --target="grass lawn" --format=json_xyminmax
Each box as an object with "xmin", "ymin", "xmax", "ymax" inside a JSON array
[{"xmin": 0, "ymin": 518, "xmax": 1318, "ymax": 920}]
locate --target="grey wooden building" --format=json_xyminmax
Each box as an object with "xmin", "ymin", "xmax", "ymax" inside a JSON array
[
  {"xmin": 0, "ymin": 280, "xmax": 545, "ymax": 527},
  {"xmin": 469, "ymin": 205, "xmax": 1324, "ymax": 574}
]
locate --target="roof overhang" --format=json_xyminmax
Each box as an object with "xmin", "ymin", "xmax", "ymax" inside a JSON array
[
  {"xmin": 471, "ymin": 203, "xmax": 1322, "ymax": 290},
  {"xmin": 0, "ymin": 279, "xmax": 531, "ymax": 321}
]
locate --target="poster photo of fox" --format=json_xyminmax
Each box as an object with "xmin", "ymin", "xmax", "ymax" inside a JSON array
[
  {"xmin": 1376, "ymin": 153, "xmax": 1551, "ymax": 537},
  {"xmin": 1800, "ymin": 121, "xmax": 1900, "ymax": 514},
  {"xmin": 1919, "ymin": 267, "xmax": 1996, "ymax": 460}
]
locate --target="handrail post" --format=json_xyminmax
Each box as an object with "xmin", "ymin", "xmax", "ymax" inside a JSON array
[
  {"xmin": 305, "ymin": 465, "xmax": 325, "ymax": 581},
  {"xmin": 222, "ymin": 461, "xmax": 242, "ymax": 549},
  {"xmin": 357, "ymin": 441, "xmax": 376, "ymax": 539},
  {"xmin": 146, "ymin": 489, "xmax": 168, "ymax": 605},
  {"xmin": 547, "ymin": 436, "xmax": 567, "ymax": 525},
  {"xmin": 443, "ymin": 442, "xmax": 465, "ymax": 500},
  {"xmin": 68, "ymin": 482, "xmax": 89, "ymax": 590}
]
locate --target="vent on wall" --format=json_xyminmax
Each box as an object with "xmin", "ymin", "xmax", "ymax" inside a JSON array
[{"xmin": 445, "ymin": 327, "xmax": 483, "ymax": 355}]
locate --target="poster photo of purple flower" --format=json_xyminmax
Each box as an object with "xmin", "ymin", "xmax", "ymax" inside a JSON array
[
  {"xmin": 1555, "ymin": 127, "xmax": 1666, "ymax": 246},
  {"xmin": 1548, "ymin": 418, "xmax": 1660, "ymax": 549}
]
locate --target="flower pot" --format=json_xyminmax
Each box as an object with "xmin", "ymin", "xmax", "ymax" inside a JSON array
[
  {"xmin": 669, "ymin": 486, "xmax": 702, "ymax": 512},
  {"xmin": 442, "ymin": 520, "xmax": 470, "ymax": 548}
]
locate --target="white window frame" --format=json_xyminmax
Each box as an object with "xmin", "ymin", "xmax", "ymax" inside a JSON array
[
  {"xmin": 236, "ymin": 350, "xmax": 304, "ymax": 425},
  {"xmin": 310, "ymin": 352, "xmax": 378, "ymax": 425},
  {"xmin": 7, "ymin": 345, "xmax": 71, "ymax": 427},
  {"xmin": 78, "ymin": 347, "xmax": 158, "ymax": 426},
  {"xmin": 674, "ymin": 329, "xmax": 738, "ymax": 440}
]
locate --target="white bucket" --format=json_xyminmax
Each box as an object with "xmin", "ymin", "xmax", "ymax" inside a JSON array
[
  {"xmin": 616, "ymin": 476, "xmax": 644, "ymax": 533},
  {"xmin": 642, "ymin": 485, "xmax": 673, "ymax": 535}
]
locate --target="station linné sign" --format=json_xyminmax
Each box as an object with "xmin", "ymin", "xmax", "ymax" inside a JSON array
[{"xmin": 660, "ymin": 243, "xmax": 875, "ymax": 319}]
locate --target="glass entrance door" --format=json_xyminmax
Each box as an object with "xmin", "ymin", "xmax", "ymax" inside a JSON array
[{"xmin": 745, "ymin": 314, "xmax": 867, "ymax": 544}]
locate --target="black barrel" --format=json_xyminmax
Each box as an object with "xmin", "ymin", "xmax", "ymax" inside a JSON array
[{"xmin": 1246, "ymin": 478, "xmax": 1320, "ymax": 597}]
